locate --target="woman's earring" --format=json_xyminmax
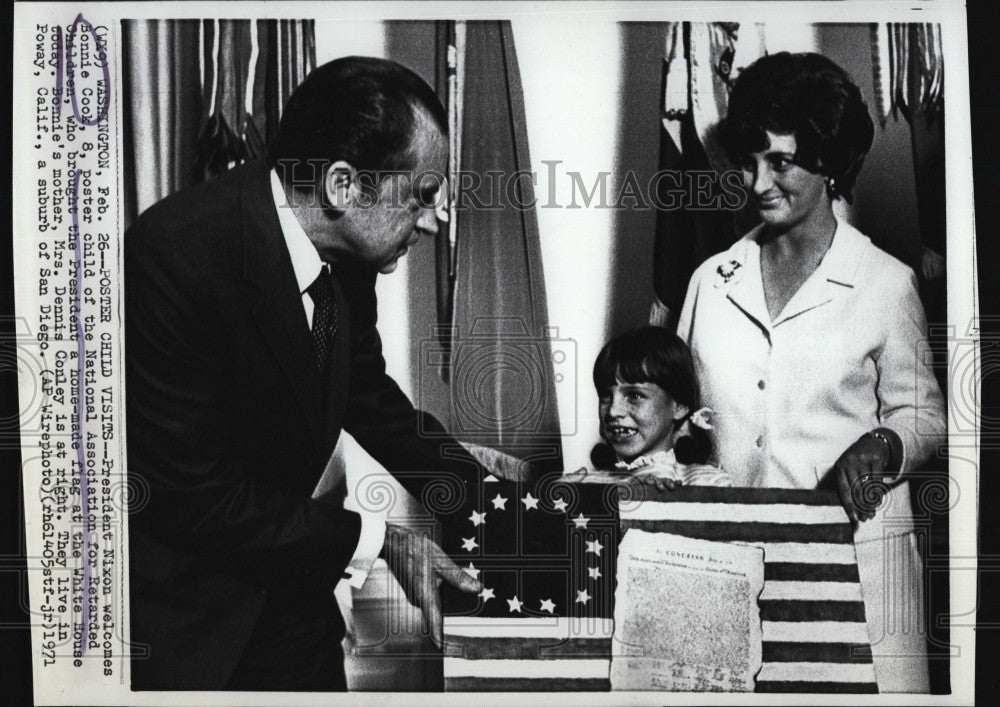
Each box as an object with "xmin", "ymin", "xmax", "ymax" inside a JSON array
[{"xmin": 825, "ymin": 177, "xmax": 838, "ymax": 199}]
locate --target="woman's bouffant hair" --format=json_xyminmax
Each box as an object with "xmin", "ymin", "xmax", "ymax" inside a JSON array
[
  {"xmin": 592, "ymin": 326, "xmax": 712, "ymax": 465},
  {"xmin": 721, "ymin": 52, "xmax": 874, "ymax": 202}
]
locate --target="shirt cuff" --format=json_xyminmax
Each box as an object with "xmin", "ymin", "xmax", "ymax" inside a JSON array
[{"xmin": 342, "ymin": 515, "xmax": 386, "ymax": 589}]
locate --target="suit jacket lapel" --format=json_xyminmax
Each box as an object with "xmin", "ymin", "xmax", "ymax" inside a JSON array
[{"xmin": 239, "ymin": 163, "xmax": 326, "ymax": 446}]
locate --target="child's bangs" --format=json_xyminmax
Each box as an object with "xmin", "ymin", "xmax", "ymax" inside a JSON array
[{"xmin": 593, "ymin": 342, "xmax": 655, "ymax": 390}]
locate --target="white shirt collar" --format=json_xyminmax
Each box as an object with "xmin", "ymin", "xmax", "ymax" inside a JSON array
[
  {"xmin": 614, "ymin": 448, "xmax": 677, "ymax": 471},
  {"xmin": 269, "ymin": 169, "xmax": 324, "ymax": 294},
  {"xmin": 736, "ymin": 216, "xmax": 868, "ymax": 287}
]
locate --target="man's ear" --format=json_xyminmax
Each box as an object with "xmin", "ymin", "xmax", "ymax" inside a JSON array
[
  {"xmin": 323, "ymin": 161, "xmax": 355, "ymax": 213},
  {"xmin": 672, "ymin": 404, "xmax": 690, "ymax": 423}
]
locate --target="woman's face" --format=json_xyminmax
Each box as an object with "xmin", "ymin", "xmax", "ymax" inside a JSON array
[
  {"xmin": 739, "ymin": 131, "xmax": 829, "ymax": 231},
  {"xmin": 598, "ymin": 378, "xmax": 687, "ymax": 463}
]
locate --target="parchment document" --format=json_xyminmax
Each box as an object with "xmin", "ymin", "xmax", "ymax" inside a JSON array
[{"xmin": 610, "ymin": 529, "xmax": 764, "ymax": 691}]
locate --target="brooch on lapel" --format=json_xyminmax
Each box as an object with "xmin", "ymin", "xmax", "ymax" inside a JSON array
[{"xmin": 714, "ymin": 260, "xmax": 743, "ymax": 288}]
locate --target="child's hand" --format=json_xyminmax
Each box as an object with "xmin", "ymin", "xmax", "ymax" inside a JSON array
[
  {"xmin": 628, "ymin": 471, "xmax": 681, "ymax": 493},
  {"xmin": 562, "ymin": 467, "xmax": 590, "ymax": 482}
]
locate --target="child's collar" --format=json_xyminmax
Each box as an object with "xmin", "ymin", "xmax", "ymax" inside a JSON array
[{"xmin": 614, "ymin": 448, "xmax": 677, "ymax": 471}]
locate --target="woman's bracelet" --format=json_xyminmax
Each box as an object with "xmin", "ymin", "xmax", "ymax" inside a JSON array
[{"xmin": 865, "ymin": 429, "xmax": 897, "ymax": 471}]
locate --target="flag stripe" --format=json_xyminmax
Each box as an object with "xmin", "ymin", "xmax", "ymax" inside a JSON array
[
  {"xmin": 756, "ymin": 681, "xmax": 879, "ymax": 694},
  {"xmin": 754, "ymin": 542, "xmax": 859, "ymax": 564},
  {"xmin": 762, "ymin": 621, "xmax": 871, "ymax": 643},
  {"xmin": 620, "ymin": 502, "xmax": 848, "ymax": 525},
  {"xmin": 635, "ymin": 487, "xmax": 843, "ymax": 506},
  {"xmin": 757, "ymin": 661, "xmax": 879, "ymax": 683},
  {"xmin": 445, "ymin": 636, "xmax": 613, "ymax": 660},
  {"xmin": 764, "ymin": 562, "xmax": 860, "ymax": 582},
  {"xmin": 760, "ymin": 600, "xmax": 867, "ymax": 623},
  {"xmin": 760, "ymin": 580, "xmax": 863, "ymax": 602},
  {"xmin": 443, "ymin": 657, "xmax": 609, "ymax": 679},
  {"xmin": 445, "ymin": 677, "xmax": 611, "ymax": 692},
  {"xmin": 443, "ymin": 617, "xmax": 613, "ymax": 639},
  {"xmin": 762, "ymin": 641, "xmax": 873, "ymax": 664},
  {"xmin": 620, "ymin": 520, "xmax": 853, "ymax": 544}
]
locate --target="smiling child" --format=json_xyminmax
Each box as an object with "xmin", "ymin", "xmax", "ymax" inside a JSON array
[{"xmin": 568, "ymin": 326, "xmax": 731, "ymax": 488}]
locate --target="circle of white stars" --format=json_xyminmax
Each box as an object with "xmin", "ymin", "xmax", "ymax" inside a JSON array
[{"xmin": 455, "ymin": 488, "xmax": 610, "ymax": 625}]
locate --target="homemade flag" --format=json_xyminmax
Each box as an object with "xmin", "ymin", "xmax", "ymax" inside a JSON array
[{"xmin": 443, "ymin": 482, "xmax": 878, "ymax": 693}]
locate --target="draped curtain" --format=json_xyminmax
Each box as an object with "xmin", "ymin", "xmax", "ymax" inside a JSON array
[
  {"xmin": 121, "ymin": 20, "xmax": 202, "ymax": 226},
  {"xmin": 872, "ymin": 23, "xmax": 947, "ymax": 395},
  {"xmin": 873, "ymin": 23, "xmax": 945, "ymax": 269},
  {"xmin": 122, "ymin": 19, "xmax": 315, "ymax": 225},
  {"xmin": 651, "ymin": 22, "xmax": 764, "ymax": 326},
  {"xmin": 434, "ymin": 21, "xmax": 563, "ymax": 474}
]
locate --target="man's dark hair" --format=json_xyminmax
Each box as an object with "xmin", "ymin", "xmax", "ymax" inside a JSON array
[
  {"xmin": 721, "ymin": 52, "xmax": 874, "ymax": 202},
  {"xmin": 269, "ymin": 56, "xmax": 447, "ymax": 189}
]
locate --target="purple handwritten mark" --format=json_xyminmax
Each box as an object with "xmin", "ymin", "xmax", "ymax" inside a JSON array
[
  {"xmin": 58, "ymin": 10, "xmax": 112, "ymax": 658},
  {"xmin": 54, "ymin": 26, "xmax": 63, "ymax": 121},
  {"xmin": 62, "ymin": 13, "xmax": 111, "ymax": 126},
  {"xmin": 71, "ymin": 167, "xmax": 90, "ymax": 656}
]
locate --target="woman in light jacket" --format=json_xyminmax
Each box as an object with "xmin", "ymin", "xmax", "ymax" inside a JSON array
[{"xmin": 677, "ymin": 52, "xmax": 947, "ymax": 692}]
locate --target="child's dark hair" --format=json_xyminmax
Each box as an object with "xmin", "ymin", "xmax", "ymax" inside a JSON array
[{"xmin": 592, "ymin": 326, "xmax": 713, "ymax": 465}]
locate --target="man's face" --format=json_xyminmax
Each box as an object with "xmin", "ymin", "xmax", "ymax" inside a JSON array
[{"xmin": 340, "ymin": 113, "xmax": 448, "ymax": 274}]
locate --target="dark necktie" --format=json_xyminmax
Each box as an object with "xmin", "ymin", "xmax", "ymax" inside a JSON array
[{"xmin": 306, "ymin": 268, "xmax": 339, "ymax": 374}]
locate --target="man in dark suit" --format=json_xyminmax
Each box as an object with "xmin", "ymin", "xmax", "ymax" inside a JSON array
[{"xmin": 125, "ymin": 56, "xmax": 484, "ymax": 691}]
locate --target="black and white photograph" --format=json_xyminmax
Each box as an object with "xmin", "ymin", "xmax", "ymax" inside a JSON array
[{"xmin": 9, "ymin": 2, "xmax": 978, "ymax": 703}]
